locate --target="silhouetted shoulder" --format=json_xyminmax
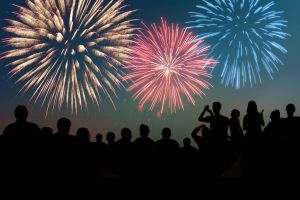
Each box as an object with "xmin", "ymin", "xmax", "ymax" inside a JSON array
[
  {"xmin": 295, "ymin": 116, "xmax": 300, "ymax": 120},
  {"xmin": 199, "ymin": 115, "xmax": 212, "ymax": 122},
  {"xmin": 221, "ymin": 115, "xmax": 230, "ymax": 121},
  {"xmin": 2, "ymin": 123, "xmax": 15, "ymax": 136},
  {"xmin": 27, "ymin": 121, "xmax": 40, "ymax": 132},
  {"xmin": 3, "ymin": 121, "xmax": 39, "ymax": 138},
  {"xmin": 134, "ymin": 137, "xmax": 155, "ymax": 144}
]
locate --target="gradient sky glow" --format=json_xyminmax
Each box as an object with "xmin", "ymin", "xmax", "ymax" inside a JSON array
[{"xmin": 1, "ymin": 0, "xmax": 299, "ymax": 144}]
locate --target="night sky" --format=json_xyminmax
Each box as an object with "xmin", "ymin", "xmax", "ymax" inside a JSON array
[{"xmin": 0, "ymin": 0, "xmax": 299, "ymax": 144}]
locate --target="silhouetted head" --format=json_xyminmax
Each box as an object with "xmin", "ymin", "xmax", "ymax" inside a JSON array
[
  {"xmin": 57, "ymin": 118, "xmax": 71, "ymax": 135},
  {"xmin": 247, "ymin": 101, "xmax": 258, "ymax": 114},
  {"xmin": 76, "ymin": 128, "xmax": 90, "ymax": 143},
  {"xmin": 40, "ymin": 127, "xmax": 53, "ymax": 136},
  {"xmin": 270, "ymin": 110, "xmax": 280, "ymax": 122},
  {"xmin": 14, "ymin": 105, "xmax": 28, "ymax": 121},
  {"xmin": 162, "ymin": 128, "xmax": 171, "ymax": 139},
  {"xmin": 286, "ymin": 104, "xmax": 295, "ymax": 118},
  {"xmin": 183, "ymin": 138, "xmax": 191, "ymax": 147},
  {"xmin": 231, "ymin": 109, "xmax": 240, "ymax": 118},
  {"xmin": 106, "ymin": 132, "xmax": 115, "ymax": 145},
  {"xmin": 212, "ymin": 102, "xmax": 221, "ymax": 115},
  {"xmin": 96, "ymin": 133, "xmax": 103, "ymax": 142},
  {"xmin": 121, "ymin": 128, "xmax": 132, "ymax": 141},
  {"xmin": 140, "ymin": 124, "xmax": 150, "ymax": 137},
  {"xmin": 201, "ymin": 125, "xmax": 210, "ymax": 138}
]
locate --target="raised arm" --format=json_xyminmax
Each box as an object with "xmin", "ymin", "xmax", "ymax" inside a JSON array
[
  {"xmin": 192, "ymin": 126, "xmax": 201, "ymax": 140},
  {"xmin": 191, "ymin": 126, "xmax": 202, "ymax": 145},
  {"xmin": 198, "ymin": 105, "xmax": 213, "ymax": 122}
]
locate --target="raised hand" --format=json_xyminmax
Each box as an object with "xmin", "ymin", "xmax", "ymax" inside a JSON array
[{"xmin": 204, "ymin": 105, "xmax": 210, "ymax": 111}]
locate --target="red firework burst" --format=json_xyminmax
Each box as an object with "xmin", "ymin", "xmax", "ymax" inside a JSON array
[{"xmin": 125, "ymin": 19, "xmax": 216, "ymax": 113}]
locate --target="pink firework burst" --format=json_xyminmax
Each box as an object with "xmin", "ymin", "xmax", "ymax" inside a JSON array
[{"xmin": 125, "ymin": 19, "xmax": 216, "ymax": 114}]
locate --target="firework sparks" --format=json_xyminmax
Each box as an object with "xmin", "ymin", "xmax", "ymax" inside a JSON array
[
  {"xmin": 2, "ymin": 0, "xmax": 136, "ymax": 114},
  {"xmin": 125, "ymin": 19, "xmax": 216, "ymax": 114},
  {"xmin": 188, "ymin": 0, "xmax": 290, "ymax": 88}
]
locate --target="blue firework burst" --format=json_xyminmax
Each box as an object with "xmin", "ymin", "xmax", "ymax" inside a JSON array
[{"xmin": 188, "ymin": 0, "xmax": 290, "ymax": 88}]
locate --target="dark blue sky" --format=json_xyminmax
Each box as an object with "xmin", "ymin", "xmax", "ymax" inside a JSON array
[{"xmin": 0, "ymin": 0, "xmax": 299, "ymax": 144}]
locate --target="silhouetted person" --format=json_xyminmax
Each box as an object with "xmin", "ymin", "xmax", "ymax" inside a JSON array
[
  {"xmin": 40, "ymin": 127, "xmax": 53, "ymax": 137},
  {"xmin": 96, "ymin": 133, "xmax": 105, "ymax": 144},
  {"xmin": 55, "ymin": 118, "xmax": 72, "ymax": 136},
  {"xmin": 229, "ymin": 109, "xmax": 244, "ymax": 151},
  {"xmin": 105, "ymin": 131, "xmax": 116, "ymax": 156},
  {"xmin": 103, "ymin": 132, "xmax": 117, "ymax": 176},
  {"xmin": 263, "ymin": 110, "xmax": 281, "ymax": 139},
  {"xmin": 262, "ymin": 110, "xmax": 283, "ymax": 180},
  {"xmin": 282, "ymin": 104, "xmax": 300, "ymax": 180},
  {"xmin": 286, "ymin": 104, "xmax": 296, "ymax": 118},
  {"xmin": 155, "ymin": 128, "xmax": 180, "ymax": 155},
  {"xmin": 106, "ymin": 131, "xmax": 116, "ymax": 146},
  {"xmin": 198, "ymin": 102, "xmax": 229, "ymax": 145},
  {"xmin": 91, "ymin": 133, "xmax": 107, "ymax": 175},
  {"xmin": 39, "ymin": 127, "xmax": 54, "ymax": 150},
  {"xmin": 53, "ymin": 117, "xmax": 76, "ymax": 147},
  {"xmin": 76, "ymin": 128, "xmax": 92, "ymax": 180},
  {"xmin": 114, "ymin": 128, "xmax": 134, "ymax": 178},
  {"xmin": 76, "ymin": 128, "xmax": 90, "ymax": 143},
  {"xmin": 154, "ymin": 128, "xmax": 180, "ymax": 181},
  {"xmin": 115, "ymin": 128, "xmax": 133, "ymax": 152},
  {"xmin": 191, "ymin": 125, "xmax": 211, "ymax": 152},
  {"xmin": 131, "ymin": 124, "xmax": 155, "ymax": 181},
  {"xmin": 191, "ymin": 125, "xmax": 215, "ymax": 180},
  {"xmin": 242, "ymin": 101, "xmax": 265, "ymax": 180},
  {"xmin": 53, "ymin": 117, "xmax": 77, "ymax": 146},
  {"xmin": 179, "ymin": 138, "xmax": 199, "ymax": 180},
  {"xmin": 243, "ymin": 101, "xmax": 265, "ymax": 140},
  {"xmin": 2, "ymin": 106, "xmax": 40, "ymax": 186},
  {"xmin": 52, "ymin": 118, "xmax": 77, "ymax": 184},
  {"xmin": 180, "ymin": 138, "xmax": 198, "ymax": 154},
  {"xmin": 284, "ymin": 104, "xmax": 300, "ymax": 142},
  {"xmin": 134, "ymin": 124, "xmax": 155, "ymax": 154},
  {"xmin": 3, "ymin": 105, "xmax": 40, "ymax": 141},
  {"xmin": 93, "ymin": 133, "xmax": 107, "ymax": 151}
]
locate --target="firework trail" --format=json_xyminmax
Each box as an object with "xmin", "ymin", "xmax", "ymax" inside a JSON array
[
  {"xmin": 188, "ymin": 0, "xmax": 290, "ymax": 88},
  {"xmin": 125, "ymin": 19, "xmax": 216, "ymax": 114},
  {"xmin": 2, "ymin": 0, "xmax": 136, "ymax": 114}
]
